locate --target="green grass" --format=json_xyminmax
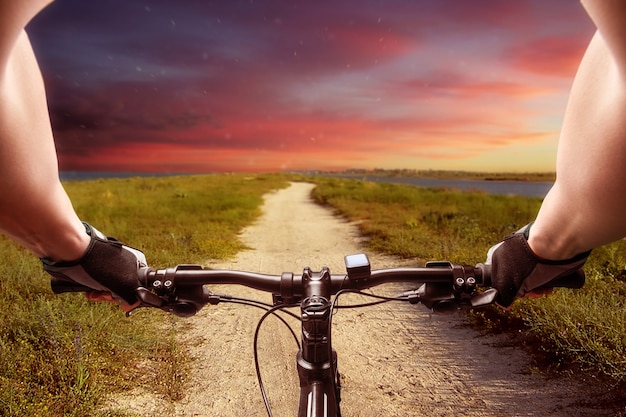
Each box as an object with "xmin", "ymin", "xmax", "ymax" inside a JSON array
[
  {"xmin": 309, "ymin": 176, "xmax": 537, "ymax": 262},
  {"xmin": 308, "ymin": 176, "xmax": 626, "ymax": 383},
  {"xmin": 0, "ymin": 173, "xmax": 288, "ymax": 417},
  {"xmin": 63, "ymin": 174, "xmax": 289, "ymax": 266}
]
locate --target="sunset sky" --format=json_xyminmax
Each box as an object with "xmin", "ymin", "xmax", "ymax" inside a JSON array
[{"xmin": 27, "ymin": 0, "xmax": 596, "ymax": 173}]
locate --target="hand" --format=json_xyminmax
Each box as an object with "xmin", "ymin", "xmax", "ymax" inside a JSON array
[
  {"xmin": 42, "ymin": 223, "xmax": 148, "ymax": 306},
  {"xmin": 85, "ymin": 291, "xmax": 141, "ymax": 313},
  {"xmin": 485, "ymin": 223, "xmax": 589, "ymax": 308}
]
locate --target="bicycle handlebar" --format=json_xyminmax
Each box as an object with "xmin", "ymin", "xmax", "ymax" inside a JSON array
[
  {"xmin": 144, "ymin": 263, "xmax": 488, "ymax": 294},
  {"xmin": 48, "ymin": 252, "xmax": 585, "ymax": 317},
  {"xmin": 137, "ymin": 256, "xmax": 494, "ymax": 316},
  {"xmin": 49, "ymin": 254, "xmax": 496, "ymax": 316},
  {"xmin": 46, "ymin": 253, "xmax": 585, "ymax": 417}
]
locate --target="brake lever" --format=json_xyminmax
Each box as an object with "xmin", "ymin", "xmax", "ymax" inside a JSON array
[
  {"xmin": 469, "ymin": 288, "xmax": 498, "ymax": 308},
  {"xmin": 124, "ymin": 287, "xmax": 167, "ymax": 317},
  {"xmin": 136, "ymin": 286, "xmax": 164, "ymax": 307},
  {"xmin": 402, "ymin": 285, "xmax": 499, "ymax": 314},
  {"xmin": 125, "ymin": 285, "xmax": 214, "ymax": 318}
]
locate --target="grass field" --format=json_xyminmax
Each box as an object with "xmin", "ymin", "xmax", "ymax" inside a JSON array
[
  {"xmin": 0, "ymin": 174, "xmax": 288, "ymax": 417},
  {"xmin": 0, "ymin": 173, "xmax": 625, "ymax": 416}
]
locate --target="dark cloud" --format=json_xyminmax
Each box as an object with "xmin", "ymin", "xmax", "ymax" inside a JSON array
[{"xmin": 46, "ymin": 78, "xmax": 215, "ymax": 133}]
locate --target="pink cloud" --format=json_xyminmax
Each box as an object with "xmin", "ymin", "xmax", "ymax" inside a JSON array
[{"xmin": 505, "ymin": 36, "xmax": 590, "ymax": 78}]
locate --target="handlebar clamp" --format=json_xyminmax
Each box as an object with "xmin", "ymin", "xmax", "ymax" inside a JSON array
[{"xmin": 135, "ymin": 265, "xmax": 211, "ymax": 317}]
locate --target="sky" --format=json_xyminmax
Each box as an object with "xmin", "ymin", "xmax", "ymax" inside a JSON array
[{"xmin": 27, "ymin": 0, "xmax": 596, "ymax": 173}]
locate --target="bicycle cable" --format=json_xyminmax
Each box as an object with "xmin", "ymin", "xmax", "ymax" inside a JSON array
[
  {"xmin": 325, "ymin": 289, "xmax": 401, "ymax": 410},
  {"xmin": 217, "ymin": 295, "xmax": 301, "ymax": 416},
  {"xmin": 230, "ymin": 290, "xmax": 420, "ymax": 416},
  {"xmin": 221, "ymin": 296, "xmax": 302, "ymax": 322},
  {"xmin": 253, "ymin": 303, "xmax": 301, "ymax": 417},
  {"xmin": 332, "ymin": 291, "xmax": 407, "ymax": 309}
]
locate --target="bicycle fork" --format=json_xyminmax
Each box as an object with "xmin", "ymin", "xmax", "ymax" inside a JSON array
[{"xmin": 296, "ymin": 267, "xmax": 341, "ymax": 417}]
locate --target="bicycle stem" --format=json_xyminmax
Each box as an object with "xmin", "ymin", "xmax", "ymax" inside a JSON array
[
  {"xmin": 297, "ymin": 266, "xmax": 340, "ymax": 417},
  {"xmin": 300, "ymin": 267, "xmax": 333, "ymax": 364}
]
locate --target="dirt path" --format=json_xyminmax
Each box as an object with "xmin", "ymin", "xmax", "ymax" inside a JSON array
[{"xmin": 108, "ymin": 182, "xmax": 621, "ymax": 416}]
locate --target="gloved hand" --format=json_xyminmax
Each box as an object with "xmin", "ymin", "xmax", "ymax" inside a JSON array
[
  {"xmin": 485, "ymin": 223, "xmax": 589, "ymax": 307},
  {"xmin": 41, "ymin": 223, "xmax": 147, "ymax": 305}
]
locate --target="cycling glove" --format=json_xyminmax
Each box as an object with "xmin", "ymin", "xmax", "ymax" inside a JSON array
[
  {"xmin": 41, "ymin": 223, "xmax": 147, "ymax": 305},
  {"xmin": 486, "ymin": 223, "xmax": 589, "ymax": 307}
]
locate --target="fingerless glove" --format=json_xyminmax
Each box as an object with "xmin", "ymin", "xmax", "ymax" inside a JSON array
[
  {"xmin": 41, "ymin": 223, "xmax": 147, "ymax": 305},
  {"xmin": 488, "ymin": 224, "xmax": 589, "ymax": 307}
]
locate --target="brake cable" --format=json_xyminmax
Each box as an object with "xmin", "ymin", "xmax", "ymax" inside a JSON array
[{"xmin": 252, "ymin": 303, "xmax": 301, "ymax": 417}]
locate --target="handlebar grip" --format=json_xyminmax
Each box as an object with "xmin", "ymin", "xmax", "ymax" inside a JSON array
[
  {"xmin": 540, "ymin": 269, "xmax": 586, "ymax": 289},
  {"xmin": 475, "ymin": 263, "xmax": 585, "ymax": 289},
  {"xmin": 475, "ymin": 263, "xmax": 491, "ymax": 286},
  {"xmin": 49, "ymin": 267, "xmax": 155, "ymax": 295},
  {"xmin": 49, "ymin": 274, "xmax": 94, "ymax": 294}
]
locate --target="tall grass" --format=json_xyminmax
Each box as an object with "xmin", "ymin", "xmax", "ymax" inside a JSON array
[
  {"xmin": 309, "ymin": 176, "xmax": 537, "ymax": 261},
  {"xmin": 0, "ymin": 174, "xmax": 288, "ymax": 416},
  {"xmin": 309, "ymin": 176, "xmax": 626, "ymax": 383},
  {"xmin": 63, "ymin": 174, "xmax": 288, "ymax": 266}
]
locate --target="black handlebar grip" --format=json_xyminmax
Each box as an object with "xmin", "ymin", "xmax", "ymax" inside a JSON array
[
  {"xmin": 49, "ymin": 267, "xmax": 155, "ymax": 295},
  {"xmin": 475, "ymin": 263, "xmax": 491, "ymax": 286},
  {"xmin": 49, "ymin": 274, "xmax": 93, "ymax": 294},
  {"xmin": 475, "ymin": 262, "xmax": 585, "ymax": 289},
  {"xmin": 540, "ymin": 269, "xmax": 586, "ymax": 289}
]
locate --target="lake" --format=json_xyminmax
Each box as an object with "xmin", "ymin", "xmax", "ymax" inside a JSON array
[
  {"xmin": 324, "ymin": 174, "xmax": 553, "ymax": 198},
  {"xmin": 60, "ymin": 171, "xmax": 553, "ymax": 199}
]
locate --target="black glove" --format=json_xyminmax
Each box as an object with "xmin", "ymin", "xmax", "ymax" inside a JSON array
[
  {"xmin": 486, "ymin": 223, "xmax": 589, "ymax": 307},
  {"xmin": 41, "ymin": 223, "xmax": 147, "ymax": 305}
]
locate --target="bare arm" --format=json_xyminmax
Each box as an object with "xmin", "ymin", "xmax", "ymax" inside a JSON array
[
  {"xmin": 0, "ymin": 0, "xmax": 89, "ymax": 261},
  {"xmin": 528, "ymin": 1, "xmax": 626, "ymax": 259},
  {"xmin": 580, "ymin": 0, "xmax": 626, "ymax": 74}
]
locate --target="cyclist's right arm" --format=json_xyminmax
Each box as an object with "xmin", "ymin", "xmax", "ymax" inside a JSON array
[
  {"xmin": 484, "ymin": 0, "xmax": 626, "ymax": 307},
  {"xmin": 523, "ymin": 1, "xmax": 626, "ymax": 266}
]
